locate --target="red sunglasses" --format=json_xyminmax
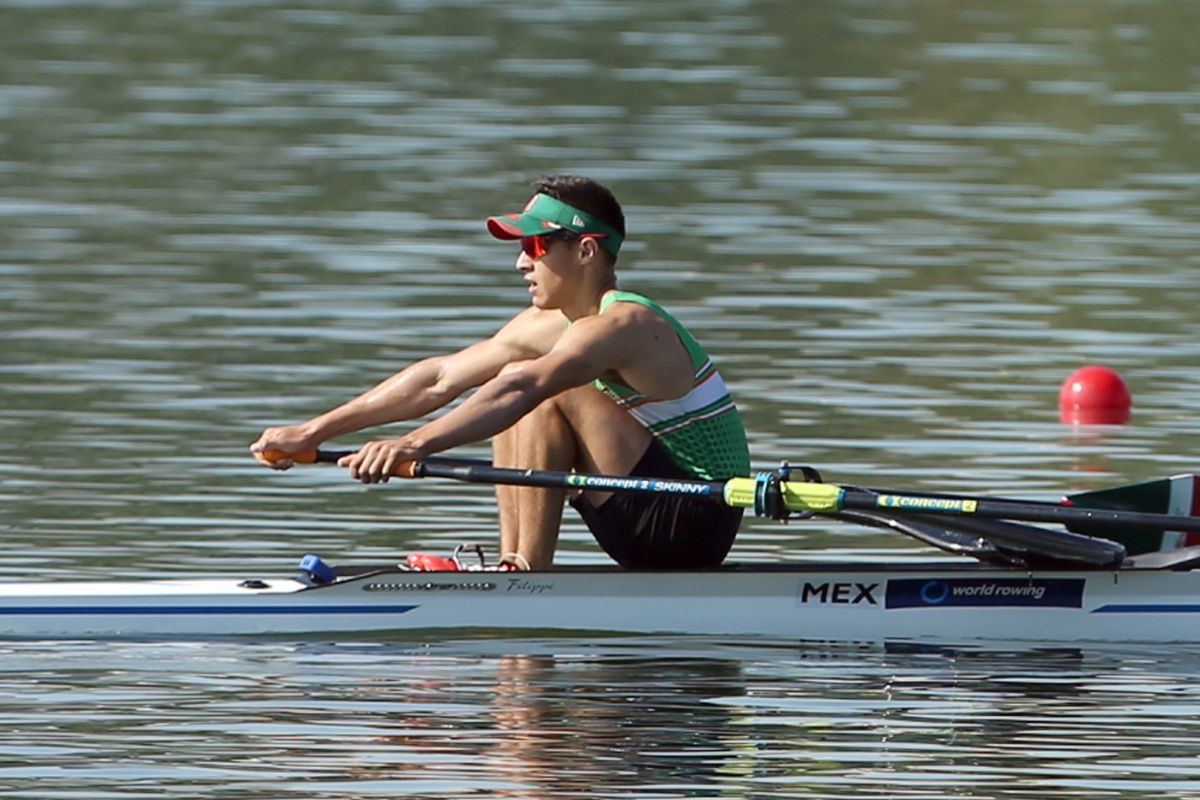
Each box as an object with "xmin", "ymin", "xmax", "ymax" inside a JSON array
[
  {"xmin": 520, "ymin": 232, "xmax": 603, "ymax": 259},
  {"xmin": 520, "ymin": 235, "xmax": 554, "ymax": 260}
]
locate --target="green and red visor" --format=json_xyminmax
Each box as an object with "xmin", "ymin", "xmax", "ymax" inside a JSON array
[{"xmin": 486, "ymin": 193, "xmax": 623, "ymax": 256}]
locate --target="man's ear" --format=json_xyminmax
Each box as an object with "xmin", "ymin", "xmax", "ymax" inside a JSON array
[{"xmin": 579, "ymin": 236, "xmax": 603, "ymax": 263}]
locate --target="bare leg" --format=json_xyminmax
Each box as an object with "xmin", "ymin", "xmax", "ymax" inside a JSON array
[
  {"xmin": 493, "ymin": 382, "xmax": 651, "ymax": 569},
  {"xmin": 493, "ymin": 395, "xmax": 574, "ymax": 569},
  {"xmin": 493, "ymin": 430, "xmax": 521, "ymax": 559}
]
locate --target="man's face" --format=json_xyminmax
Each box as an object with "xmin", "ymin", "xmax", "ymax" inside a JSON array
[{"xmin": 516, "ymin": 233, "xmax": 580, "ymax": 309}]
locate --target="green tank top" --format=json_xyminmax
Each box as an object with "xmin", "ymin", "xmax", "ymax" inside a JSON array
[{"xmin": 591, "ymin": 291, "xmax": 750, "ymax": 480}]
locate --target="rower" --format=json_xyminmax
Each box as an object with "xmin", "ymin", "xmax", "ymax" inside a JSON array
[{"xmin": 251, "ymin": 175, "xmax": 750, "ymax": 571}]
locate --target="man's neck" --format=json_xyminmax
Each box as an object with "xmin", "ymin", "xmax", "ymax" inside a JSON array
[{"xmin": 560, "ymin": 275, "xmax": 618, "ymax": 321}]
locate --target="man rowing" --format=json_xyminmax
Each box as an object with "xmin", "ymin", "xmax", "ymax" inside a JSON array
[{"xmin": 251, "ymin": 175, "xmax": 750, "ymax": 571}]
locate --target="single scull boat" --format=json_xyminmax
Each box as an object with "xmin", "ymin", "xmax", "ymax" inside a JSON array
[
  {"xmin": 2, "ymin": 549, "xmax": 1200, "ymax": 641},
  {"xmin": 4, "ymin": 455, "xmax": 1200, "ymax": 643}
]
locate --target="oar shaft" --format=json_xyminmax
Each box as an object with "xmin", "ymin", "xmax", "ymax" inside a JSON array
[
  {"xmin": 265, "ymin": 449, "xmax": 727, "ymax": 497},
  {"xmin": 828, "ymin": 487, "xmax": 1200, "ymax": 533},
  {"xmin": 415, "ymin": 459, "xmax": 727, "ymax": 498},
  {"xmin": 274, "ymin": 449, "xmax": 1200, "ymax": 532}
]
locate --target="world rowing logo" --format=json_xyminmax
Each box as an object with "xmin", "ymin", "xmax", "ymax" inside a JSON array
[
  {"xmin": 885, "ymin": 578, "xmax": 1086, "ymax": 609},
  {"xmin": 919, "ymin": 580, "xmax": 950, "ymax": 605}
]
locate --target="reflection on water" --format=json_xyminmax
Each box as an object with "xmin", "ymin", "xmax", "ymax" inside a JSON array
[
  {"xmin": 3, "ymin": 0, "xmax": 1200, "ymax": 795},
  {"xmin": 4, "ymin": 638, "xmax": 1200, "ymax": 798}
]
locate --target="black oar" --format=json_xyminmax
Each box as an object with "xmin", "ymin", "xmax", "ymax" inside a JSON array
[
  {"xmin": 265, "ymin": 449, "xmax": 1200, "ymax": 534},
  {"xmin": 271, "ymin": 448, "xmax": 729, "ymax": 496}
]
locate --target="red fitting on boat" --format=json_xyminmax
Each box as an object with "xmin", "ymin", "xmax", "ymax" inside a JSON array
[{"xmin": 406, "ymin": 553, "xmax": 460, "ymax": 572}]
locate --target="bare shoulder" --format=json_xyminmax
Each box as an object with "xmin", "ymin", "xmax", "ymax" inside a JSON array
[
  {"xmin": 570, "ymin": 300, "xmax": 674, "ymax": 346},
  {"xmin": 528, "ymin": 299, "xmax": 694, "ymax": 398},
  {"xmin": 557, "ymin": 301, "xmax": 687, "ymax": 374}
]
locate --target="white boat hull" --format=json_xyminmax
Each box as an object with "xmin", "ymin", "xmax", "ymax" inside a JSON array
[{"xmin": 2, "ymin": 562, "xmax": 1199, "ymax": 643}]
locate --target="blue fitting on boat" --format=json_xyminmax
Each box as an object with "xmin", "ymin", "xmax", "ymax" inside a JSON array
[{"xmin": 298, "ymin": 553, "xmax": 337, "ymax": 586}]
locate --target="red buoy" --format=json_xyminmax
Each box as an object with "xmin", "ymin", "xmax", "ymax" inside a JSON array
[{"xmin": 1059, "ymin": 365, "xmax": 1132, "ymax": 424}]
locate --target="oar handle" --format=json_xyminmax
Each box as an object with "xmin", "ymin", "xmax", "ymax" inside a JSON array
[
  {"xmin": 261, "ymin": 448, "xmax": 419, "ymax": 476},
  {"xmin": 259, "ymin": 449, "xmax": 476, "ymax": 479},
  {"xmin": 260, "ymin": 448, "xmax": 354, "ymax": 465}
]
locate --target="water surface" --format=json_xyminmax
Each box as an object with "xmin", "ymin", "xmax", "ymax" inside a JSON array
[{"xmin": 3, "ymin": 0, "xmax": 1200, "ymax": 796}]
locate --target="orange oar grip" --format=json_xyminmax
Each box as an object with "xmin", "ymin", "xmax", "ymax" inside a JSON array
[
  {"xmin": 257, "ymin": 448, "xmax": 420, "ymax": 478},
  {"xmin": 260, "ymin": 449, "xmax": 320, "ymax": 464}
]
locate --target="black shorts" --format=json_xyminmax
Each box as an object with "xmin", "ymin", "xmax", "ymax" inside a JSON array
[{"xmin": 569, "ymin": 440, "xmax": 743, "ymax": 570}]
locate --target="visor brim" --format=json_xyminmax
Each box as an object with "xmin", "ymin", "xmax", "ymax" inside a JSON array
[{"xmin": 487, "ymin": 214, "xmax": 564, "ymax": 240}]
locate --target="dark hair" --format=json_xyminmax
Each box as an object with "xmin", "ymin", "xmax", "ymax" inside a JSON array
[{"xmin": 534, "ymin": 175, "xmax": 625, "ymax": 260}]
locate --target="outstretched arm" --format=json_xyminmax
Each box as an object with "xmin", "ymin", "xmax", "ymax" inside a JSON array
[
  {"xmin": 339, "ymin": 312, "xmax": 639, "ymax": 481},
  {"xmin": 250, "ymin": 307, "xmax": 565, "ymax": 468}
]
